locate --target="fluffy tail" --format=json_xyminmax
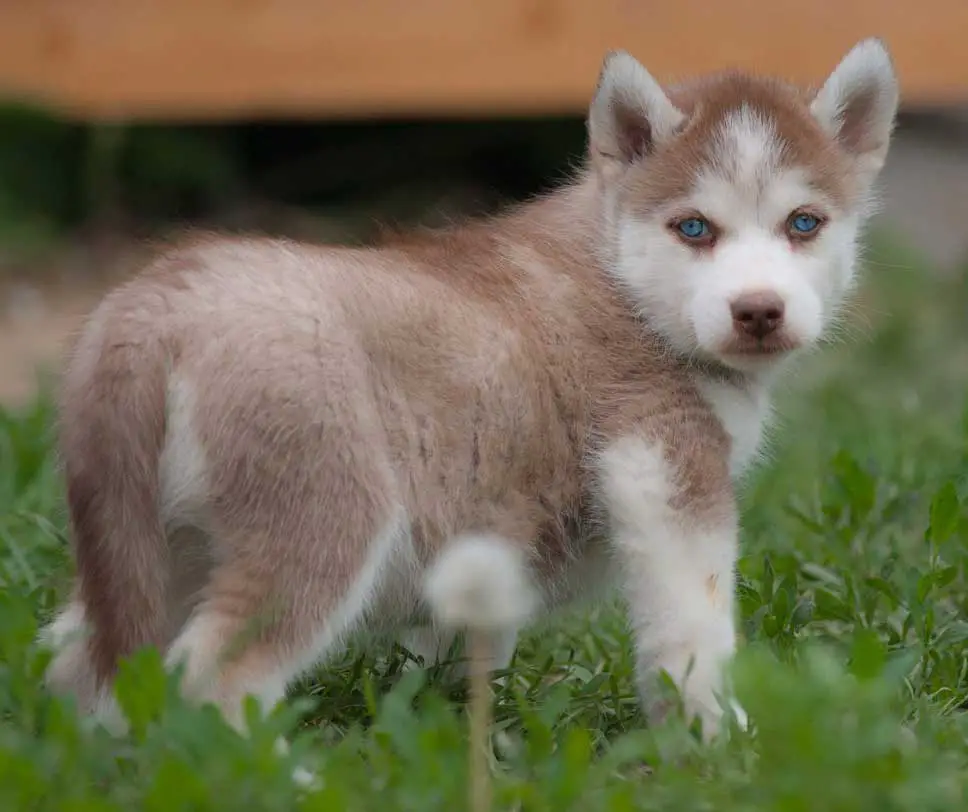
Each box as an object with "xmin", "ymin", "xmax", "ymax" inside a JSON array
[
  {"xmin": 58, "ymin": 326, "xmax": 171, "ymax": 688},
  {"xmin": 424, "ymin": 534, "xmax": 537, "ymax": 812}
]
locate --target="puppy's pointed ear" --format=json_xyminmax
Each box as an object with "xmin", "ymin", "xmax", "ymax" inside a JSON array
[
  {"xmin": 587, "ymin": 50, "xmax": 685, "ymax": 174},
  {"xmin": 810, "ymin": 38, "xmax": 900, "ymax": 186}
]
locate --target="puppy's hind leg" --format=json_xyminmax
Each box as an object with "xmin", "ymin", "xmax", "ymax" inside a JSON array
[
  {"xmin": 164, "ymin": 507, "xmax": 408, "ymax": 784},
  {"xmin": 177, "ymin": 334, "xmax": 409, "ymax": 783}
]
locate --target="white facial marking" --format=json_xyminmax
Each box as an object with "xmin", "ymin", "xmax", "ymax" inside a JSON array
[
  {"xmin": 714, "ymin": 105, "xmax": 783, "ymax": 191},
  {"xmin": 614, "ymin": 104, "xmax": 861, "ymax": 373}
]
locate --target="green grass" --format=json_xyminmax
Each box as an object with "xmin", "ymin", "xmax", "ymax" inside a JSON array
[{"xmin": 3, "ymin": 234, "xmax": 968, "ymax": 810}]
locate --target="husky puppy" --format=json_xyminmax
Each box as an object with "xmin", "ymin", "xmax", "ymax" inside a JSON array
[{"xmin": 41, "ymin": 38, "xmax": 899, "ymax": 741}]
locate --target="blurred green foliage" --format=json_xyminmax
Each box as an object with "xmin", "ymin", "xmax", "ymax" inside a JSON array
[{"xmin": 0, "ymin": 103, "xmax": 589, "ymax": 267}]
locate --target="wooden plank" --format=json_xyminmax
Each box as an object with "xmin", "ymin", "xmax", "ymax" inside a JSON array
[{"xmin": 0, "ymin": 0, "xmax": 965, "ymax": 122}]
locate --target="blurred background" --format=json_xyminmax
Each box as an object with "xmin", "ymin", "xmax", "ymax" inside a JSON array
[{"xmin": 0, "ymin": 1, "xmax": 965, "ymax": 407}]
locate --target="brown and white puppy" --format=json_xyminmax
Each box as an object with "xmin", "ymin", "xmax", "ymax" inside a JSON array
[{"xmin": 40, "ymin": 39, "xmax": 899, "ymax": 745}]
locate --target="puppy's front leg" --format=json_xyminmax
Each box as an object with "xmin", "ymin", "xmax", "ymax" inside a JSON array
[{"xmin": 597, "ymin": 433, "xmax": 743, "ymax": 738}]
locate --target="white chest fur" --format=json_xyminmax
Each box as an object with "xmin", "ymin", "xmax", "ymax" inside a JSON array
[{"xmin": 695, "ymin": 376, "xmax": 772, "ymax": 479}]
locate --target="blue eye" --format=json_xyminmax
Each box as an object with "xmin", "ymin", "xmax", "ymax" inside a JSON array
[
  {"xmin": 790, "ymin": 212, "xmax": 821, "ymax": 235},
  {"xmin": 677, "ymin": 217, "xmax": 710, "ymax": 240}
]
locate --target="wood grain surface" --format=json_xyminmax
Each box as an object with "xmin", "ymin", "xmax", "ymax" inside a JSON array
[{"xmin": 0, "ymin": 1, "xmax": 964, "ymax": 121}]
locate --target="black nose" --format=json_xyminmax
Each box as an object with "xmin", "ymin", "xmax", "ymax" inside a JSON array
[{"xmin": 730, "ymin": 292, "xmax": 785, "ymax": 340}]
